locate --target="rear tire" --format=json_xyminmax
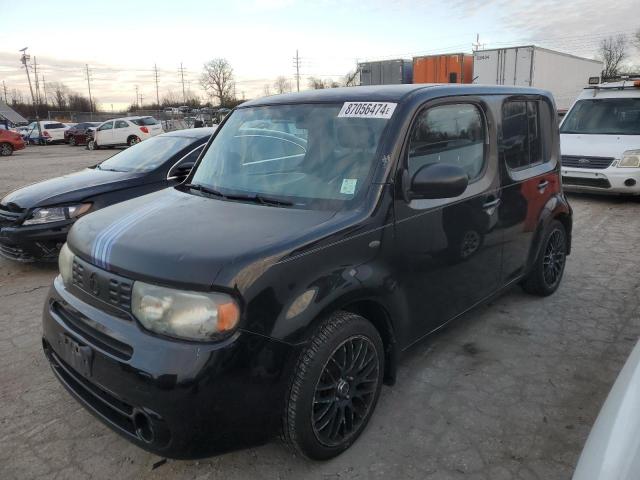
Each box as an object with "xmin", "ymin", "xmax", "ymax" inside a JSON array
[
  {"xmin": 127, "ymin": 136, "xmax": 140, "ymax": 147},
  {"xmin": 283, "ymin": 311, "xmax": 384, "ymax": 460},
  {"xmin": 69, "ymin": 136, "xmax": 76, "ymax": 146},
  {"xmin": 0, "ymin": 142, "xmax": 13, "ymax": 156},
  {"xmin": 522, "ymin": 220, "xmax": 567, "ymax": 296}
]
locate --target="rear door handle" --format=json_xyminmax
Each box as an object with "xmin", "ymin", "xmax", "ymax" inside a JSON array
[
  {"xmin": 538, "ymin": 180, "xmax": 549, "ymax": 191},
  {"xmin": 482, "ymin": 198, "xmax": 501, "ymax": 209}
]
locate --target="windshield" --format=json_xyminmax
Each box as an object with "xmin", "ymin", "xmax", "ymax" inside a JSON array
[
  {"xmin": 98, "ymin": 135, "xmax": 193, "ymax": 172},
  {"xmin": 190, "ymin": 103, "xmax": 390, "ymax": 209},
  {"xmin": 561, "ymin": 98, "xmax": 640, "ymax": 135}
]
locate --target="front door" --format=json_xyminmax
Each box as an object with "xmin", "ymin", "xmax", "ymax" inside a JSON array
[
  {"xmin": 96, "ymin": 121, "xmax": 114, "ymax": 146},
  {"xmin": 113, "ymin": 120, "xmax": 130, "ymax": 145},
  {"xmin": 393, "ymin": 100, "xmax": 503, "ymax": 342}
]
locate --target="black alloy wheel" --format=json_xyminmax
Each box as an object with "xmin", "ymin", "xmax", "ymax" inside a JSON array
[
  {"xmin": 312, "ymin": 335, "xmax": 379, "ymax": 447},
  {"xmin": 522, "ymin": 219, "xmax": 567, "ymax": 296},
  {"xmin": 542, "ymin": 229, "xmax": 566, "ymax": 289},
  {"xmin": 283, "ymin": 311, "xmax": 384, "ymax": 460}
]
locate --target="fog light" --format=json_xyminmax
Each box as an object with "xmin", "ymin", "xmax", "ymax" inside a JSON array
[{"xmin": 624, "ymin": 178, "xmax": 636, "ymax": 187}]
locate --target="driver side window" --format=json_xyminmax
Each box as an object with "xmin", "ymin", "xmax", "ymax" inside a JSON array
[
  {"xmin": 99, "ymin": 122, "xmax": 113, "ymax": 131},
  {"xmin": 408, "ymin": 103, "xmax": 486, "ymax": 181}
]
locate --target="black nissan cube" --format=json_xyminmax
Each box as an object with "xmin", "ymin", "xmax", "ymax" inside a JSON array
[{"xmin": 42, "ymin": 85, "xmax": 572, "ymax": 460}]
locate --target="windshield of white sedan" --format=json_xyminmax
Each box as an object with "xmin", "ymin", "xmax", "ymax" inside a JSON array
[
  {"xmin": 561, "ymin": 98, "xmax": 640, "ymax": 135},
  {"xmin": 98, "ymin": 136, "xmax": 192, "ymax": 172},
  {"xmin": 190, "ymin": 104, "xmax": 389, "ymax": 208}
]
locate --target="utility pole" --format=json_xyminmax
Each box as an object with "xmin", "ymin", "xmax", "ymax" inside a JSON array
[
  {"xmin": 135, "ymin": 85, "xmax": 139, "ymax": 109},
  {"xmin": 153, "ymin": 63, "xmax": 160, "ymax": 107},
  {"xmin": 179, "ymin": 62, "xmax": 186, "ymax": 104},
  {"xmin": 41, "ymin": 75, "xmax": 47, "ymax": 105},
  {"xmin": 293, "ymin": 49, "xmax": 301, "ymax": 92},
  {"xmin": 472, "ymin": 33, "xmax": 485, "ymax": 52},
  {"xmin": 20, "ymin": 47, "xmax": 42, "ymax": 140},
  {"xmin": 85, "ymin": 64, "xmax": 94, "ymax": 114},
  {"xmin": 2, "ymin": 81, "xmax": 7, "ymax": 103},
  {"xmin": 33, "ymin": 56, "xmax": 40, "ymax": 104}
]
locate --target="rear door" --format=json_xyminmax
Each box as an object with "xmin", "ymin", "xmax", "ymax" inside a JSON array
[
  {"xmin": 497, "ymin": 96, "xmax": 559, "ymax": 282},
  {"xmin": 393, "ymin": 99, "xmax": 503, "ymax": 340}
]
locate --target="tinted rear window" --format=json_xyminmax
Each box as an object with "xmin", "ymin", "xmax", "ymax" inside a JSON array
[
  {"xmin": 130, "ymin": 117, "xmax": 158, "ymax": 126},
  {"xmin": 46, "ymin": 123, "xmax": 66, "ymax": 129}
]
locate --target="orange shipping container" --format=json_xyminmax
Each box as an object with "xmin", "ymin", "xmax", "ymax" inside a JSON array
[{"xmin": 413, "ymin": 54, "xmax": 474, "ymax": 84}]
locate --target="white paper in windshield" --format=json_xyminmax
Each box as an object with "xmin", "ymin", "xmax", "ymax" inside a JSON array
[
  {"xmin": 338, "ymin": 102, "xmax": 397, "ymax": 119},
  {"xmin": 340, "ymin": 178, "xmax": 357, "ymax": 194}
]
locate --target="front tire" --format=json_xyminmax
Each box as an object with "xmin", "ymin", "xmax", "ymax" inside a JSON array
[
  {"xmin": 69, "ymin": 136, "xmax": 76, "ymax": 146},
  {"xmin": 522, "ymin": 220, "xmax": 567, "ymax": 296},
  {"xmin": 0, "ymin": 142, "xmax": 13, "ymax": 156},
  {"xmin": 87, "ymin": 140, "xmax": 99, "ymax": 150},
  {"xmin": 283, "ymin": 311, "xmax": 384, "ymax": 460}
]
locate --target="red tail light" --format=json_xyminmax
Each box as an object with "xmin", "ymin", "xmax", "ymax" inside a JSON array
[
  {"xmin": 43, "ymin": 130, "xmax": 51, "ymax": 137},
  {"xmin": 140, "ymin": 126, "xmax": 149, "ymax": 134}
]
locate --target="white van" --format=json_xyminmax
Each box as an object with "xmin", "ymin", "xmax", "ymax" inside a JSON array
[{"xmin": 560, "ymin": 78, "xmax": 640, "ymax": 195}]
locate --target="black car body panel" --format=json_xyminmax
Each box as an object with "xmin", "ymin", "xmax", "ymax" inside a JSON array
[
  {"xmin": 42, "ymin": 85, "xmax": 572, "ymax": 458},
  {"xmin": 0, "ymin": 128, "xmax": 215, "ymax": 261}
]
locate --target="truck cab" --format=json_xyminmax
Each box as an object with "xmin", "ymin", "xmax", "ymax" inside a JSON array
[{"xmin": 560, "ymin": 78, "xmax": 640, "ymax": 195}]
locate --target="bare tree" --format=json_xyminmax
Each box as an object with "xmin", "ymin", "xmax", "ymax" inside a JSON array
[
  {"xmin": 201, "ymin": 58, "xmax": 235, "ymax": 106},
  {"xmin": 343, "ymin": 70, "xmax": 359, "ymax": 87},
  {"xmin": 308, "ymin": 77, "xmax": 326, "ymax": 89},
  {"xmin": 273, "ymin": 76, "xmax": 291, "ymax": 94},
  {"xmin": 161, "ymin": 90, "xmax": 180, "ymax": 107},
  {"xmin": 49, "ymin": 82, "xmax": 69, "ymax": 110},
  {"xmin": 600, "ymin": 35, "xmax": 627, "ymax": 78},
  {"xmin": 634, "ymin": 28, "xmax": 640, "ymax": 50},
  {"xmin": 9, "ymin": 89, "xmax": 24, "ymax": 105}
]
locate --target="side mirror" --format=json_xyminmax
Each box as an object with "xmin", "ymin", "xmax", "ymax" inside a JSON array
[
  {"xmin": 408, "ymin": 163, "xmax": 468, "ymax": 200},
  {"xmin": 172, "ymin": 162, "xmax": 195, "ymax": 178}
]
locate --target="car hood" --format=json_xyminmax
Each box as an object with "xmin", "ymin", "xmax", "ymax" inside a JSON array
[
  {"xmin": 0, "ymin": 168, "xmax": 147, "ymax": 210},
  {"xmin": 560, "ymin": 134, "xmax": 640, "ymax": 159},
  {"xmin": 67, "ymin": 188, "xmax": 341, "ymax": 290}
]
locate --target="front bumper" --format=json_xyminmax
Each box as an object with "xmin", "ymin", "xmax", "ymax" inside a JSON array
[
  {"xmin": 42, "ymin": 276, "xmax": 298, "ymax": 458},
  {"xmin": 0, "ymin": 221, "xmax": 71, "ymax": 261},
  {"xmin": 562, "ymin": 167, "xmax": 640, "ymax": 195}
]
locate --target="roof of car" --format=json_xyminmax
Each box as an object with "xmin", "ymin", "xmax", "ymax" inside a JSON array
[
  {"xmin": 240, "ymin": 84, "xmax": 551, "ymax": 107},
  {"xmin": 160, "ymin": 127, "xmax": 216, "ymax": 138}
]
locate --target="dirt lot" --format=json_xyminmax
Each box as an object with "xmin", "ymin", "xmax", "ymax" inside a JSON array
[{"xmin": 1, "ymin": 145, "xmax": 639, "ymax": 479}]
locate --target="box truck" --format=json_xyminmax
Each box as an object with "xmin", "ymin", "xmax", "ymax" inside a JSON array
[
  {"xmin": 473, "ymin": 46, "xmax": 602, "ymax": 110},
  {"xmin": 413, "ymin": 53, "xmax": 473, "ymax": 84},
  {"xmin": 358, "ymin": 59, "xmax": 413, "ymax": 86}
]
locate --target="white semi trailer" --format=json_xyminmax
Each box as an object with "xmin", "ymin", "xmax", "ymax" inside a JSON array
[{"xmin": 473, "ymin": 46, "xmax": 602, "ymax": 111}]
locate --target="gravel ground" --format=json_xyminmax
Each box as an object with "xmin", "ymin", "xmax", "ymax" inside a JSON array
[{"xmin": 1, "ymin": 145, "xmax": 639, "ymax": 479}]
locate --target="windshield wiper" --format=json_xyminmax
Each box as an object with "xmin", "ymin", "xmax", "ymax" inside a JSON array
[
  {"xmin": 183, "ymin": 183, "xmax": 226, "ymax": 198},
  {"xmin": 225, "ymin": 193, "xmax": 294, "ymax": 207}
]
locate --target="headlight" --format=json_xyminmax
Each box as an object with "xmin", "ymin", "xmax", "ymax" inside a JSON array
[
  {"xmin": 23, "ymin": 203, "xmax": 92, "ymax": 225},
  {"xmin": 618, "ymin": 150, "xmax": 640, "ymax": 168},
  {"xmin": 58, "ymin": 243, "xmax": 74, "ymax": 286},
  {"xmin": 131, "ymin": 281, "xmax": 240, "ymax": 341}
]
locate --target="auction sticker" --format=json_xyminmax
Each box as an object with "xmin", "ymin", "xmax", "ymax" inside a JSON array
[
  {"xmin": 340, "ymin": 178, "xmax": 358, "ymax": 195},
  {"xmin": 338, "ymin": 102, "xmax": 397, "ymax": 119}
]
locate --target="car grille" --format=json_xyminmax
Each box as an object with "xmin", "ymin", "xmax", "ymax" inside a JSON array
[
  {"xmin": 51, "ymin": 301, "xmax": 133, "ymax": 360},
  {"xmin": 0, "ymin": 205, "xmax": 23, "ymax": 227},
  {"xmin": 44, "ymin": 342, "xmax": 137, "ymax": 436},
  {"xmin": 0, "ymin": 243, "xmax": 34, "ymax": 261},
  {"xmin": 72, "ymin": 257, "xmax": 133, "ymax": 313},
  {"xmin": 561, "ymin": 155, "xmax": 614, "ymax": 169},
  {"xmin": 562, "ymin": 176, "xmax": 611, "ymax": 189}
]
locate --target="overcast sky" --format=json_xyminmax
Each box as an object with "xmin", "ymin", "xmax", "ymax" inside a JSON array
[{"xmin": 0, "ymin": 0, "xmax": 638, "ymax": 109}]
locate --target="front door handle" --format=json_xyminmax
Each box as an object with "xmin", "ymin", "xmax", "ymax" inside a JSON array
[
  {"xmin": 482, "ymin": 198, "xmax": 501, "ymax": 210},
  {"xmin": 538, "ymin": 180, "xmax": 549, "ymax": 192}
]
